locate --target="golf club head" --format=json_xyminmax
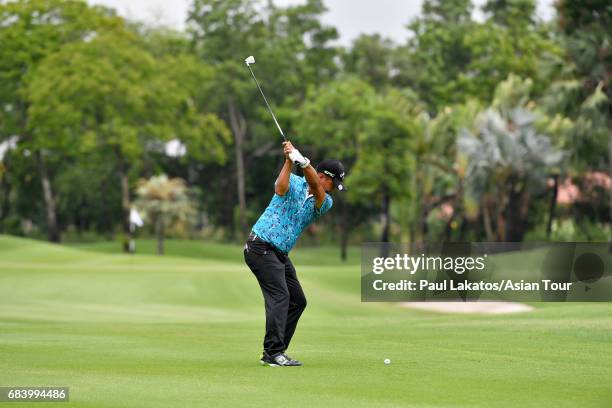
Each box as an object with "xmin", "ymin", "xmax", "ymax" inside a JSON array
[{"xmin": 245, "ymin": 55, "xmax": 255, "ymax": 66}]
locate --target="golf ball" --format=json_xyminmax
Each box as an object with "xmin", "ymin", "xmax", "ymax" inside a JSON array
[{"xmin": 384, "ymin": 358, "xmax": 391, "ymax": 365}]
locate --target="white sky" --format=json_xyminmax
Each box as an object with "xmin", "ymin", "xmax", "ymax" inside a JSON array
[{"xmin": 88, "ymin": 0, "xmax": 555, "ymax": 46}]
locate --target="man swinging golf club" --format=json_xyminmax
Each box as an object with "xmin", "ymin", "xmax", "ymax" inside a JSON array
[{"xmin": 244, "ymin": 141, "xmax": 346, "ymax": 367}]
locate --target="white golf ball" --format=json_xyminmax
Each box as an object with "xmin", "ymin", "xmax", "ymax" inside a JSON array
[{"xmin": 384, "ymin": 358, "xmax": 391, "ymax": 365}]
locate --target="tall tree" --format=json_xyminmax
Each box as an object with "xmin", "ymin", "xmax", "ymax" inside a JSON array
[
  {"xmin": 458, "ymin": 75, "xmax": 565, "ymax": 241},
  {"xmin": 550, "ymin": 0, "xmax": 611, "ymax": 247},
  {"xmin": 402, "ymin": 0, "xmax": 560, "ymax": 112},
  {"xmin": 298, "ymin": 77, "xmax": 377, "ymax": 257},
  {"xmin": 347, "ymin": 88, "xmax": 422, "ymax": 244},
  {"xmin": 343, "ymin": 34, "xmax": 396, "ymax": 90},
  {"xmin": 0, "ymin": 0, "xmax": 122, "ymax": 241},
  {"xmin": 187, "ymin": 0, "xmax": 339, "ymax": 237},
  {"xmin": 403, "ymin": 0, "xmax": 474, "ymax": 110},
  {"xmin": 26, "ymin": 32, "xmax": 229, "ymax": 251}
]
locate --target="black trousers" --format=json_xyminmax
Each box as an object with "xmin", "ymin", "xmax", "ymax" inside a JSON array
[{"xmin": 244, "ymin": 233, "xmax": 307, "ymax": 356}]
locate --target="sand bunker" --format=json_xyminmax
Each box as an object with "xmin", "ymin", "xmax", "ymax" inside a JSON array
[{"xmin": 400, "ymin": 301, "xmax": 534, "ymax": 314}]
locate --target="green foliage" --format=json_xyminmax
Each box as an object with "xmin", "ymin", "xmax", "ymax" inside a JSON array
[
  {"xmin": 343, "ymin": 34, "xmax": 396, "ymax": 90},
  {"xmin": 298, "ymin": 78, "xmax": 420, "ymax": 229},
  {"xmin": 26, "ymin": 30, "xmax": 230, "ymax": 163},
  {"xmin": 458, "ymin": 75, "xmax": 565, "ymax": 240},
  {"xmin": 54, "ymin": 153, "xmax": 122, "ymax": 233},
  {"xmin": 0, "ymin": 0, "xmax": 124, "ymax": 138},
  {"xmin": 186, "ymin": 0, "xmax": 340, "ymax": 237},
  {"xmin": 188, "ymin": 0, "xmax": 338, "ymax": 106},
  {"xmin": 404, "ymin": 0, "xmax": 474, "ymax": 110},
  {"xmin": 0, "ymin": 0, "xmax": 608, "ymax": 245},
  {"xmin": 158, "ymin": 53, "xmax": 232, "ymax": 164},
  {"xmin": 555, "ymin": 0, "xmax": 610, "ymax": 124},
  {"xmin": 298, "ymin": 76, "xmax": 376, "ymax": 159},
  {"xmin": 403, "ymin": 0, "xmax": 561, "ymax": 111},
  {"xmin": 483, "ymin": 0, "xmax": 536, "ymax": 28},
  {"xmin": 541, "ymin": 0, "xmax": 610, "ymax": 173},
  {"xmin": 26, "ymin": 32, "xmax": 151, "ymax": 157},
  {"xmin": 421, "ymin": 0, "xmax": 473, "ymax": 23},
  {"xmin": 348, "ymin": 88, "xmax": 422, "ymax": 200},
  {"xmin": 459, "ymin": 108, "xmax": 564, "ymax": 198},
  {"xmin": 134, "ymin": 175, "xmax": 196, "ymax": 222}
]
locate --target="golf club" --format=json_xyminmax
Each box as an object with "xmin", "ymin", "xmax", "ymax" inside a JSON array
[{"xmin": 244, "ymin": 55, "xmax": 287, "ymax": 142}]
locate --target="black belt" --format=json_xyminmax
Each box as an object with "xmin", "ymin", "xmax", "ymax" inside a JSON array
[{"xmin": 248, "ymin": 232, "xmax": 287, "ymax": 255}]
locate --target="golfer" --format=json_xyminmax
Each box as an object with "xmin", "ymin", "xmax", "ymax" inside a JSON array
[{"xmin": 244, "ymin": 141, "xmax": 346, "ymax": 367}]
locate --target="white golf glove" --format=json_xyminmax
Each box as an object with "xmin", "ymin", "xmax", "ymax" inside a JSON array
[{"xmin": 289, "ymin": 148, "xmax": 310, "ymax": 168}]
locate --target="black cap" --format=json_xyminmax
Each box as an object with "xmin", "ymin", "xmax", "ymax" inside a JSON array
[{"xmin": 316, "ymin": 159, "xmax": 346, "ymax": 192}]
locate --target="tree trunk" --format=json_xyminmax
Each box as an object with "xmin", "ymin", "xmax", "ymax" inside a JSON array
[
  {"xmin": 228, "ymin": 101, "xmax": 248, "ymax": 237},
  {"xmin": 340, "ymin": 230, "xmax": 349, "ymax": 261},
  {"xmin": 609, "ymin": 122, "xmax": 612, "ymax": 252},
  {"xmin": 415, "ymin": 168, "xmax": 427, "ymax": 250},
  {"xmin": 546, "ymin": 175, "xmax": 559, "ymax": 239},
  {"xmin": 495, "ymin": 185, "xmax": 505, "ymax": 241},
  {"xmin": 0, "ymin": 169, "xmax": 10, "ymax": 232},
  {"xmin": 419, "ymin": 205, "xmax": 429, "ymax": 246},
  {"xmin": 380, "ymin": 186, "xmax": 391, "ymax": 243},
  {"xmin": 117, "ymin": 152, "xmax": 131, "ymax": 253},
  {"xmin": 505, "ymin": 177, "xmax": 526, "ymax": 242},
  {"xmin": 482, "ymin": 201, "xmax": 495, "ymax": 241},
  {"xmin": 220, "ymin": 172, "xmax": 236, "ymax": 237},
  {"xmin": 36, "ymin": 150, "xmax": 60, "ymax": 243},
  {"xmin": 339, "ymin": 198, "xmax": 348, "ymax": 261},
  {"xmin": 156, "ymin": 216, "xmax": 165, "ymax": 255}
]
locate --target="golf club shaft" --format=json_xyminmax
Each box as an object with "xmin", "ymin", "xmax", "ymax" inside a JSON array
[{"xmin": 246, "ymin": 64, "xmax": 287, "ymax": 142}]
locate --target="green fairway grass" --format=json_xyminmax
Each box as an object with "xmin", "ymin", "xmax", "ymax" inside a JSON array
[
  {"xmin": 1, "ymin": 235, "xmax": 611, "ymax": 407},
  {"xmin": 66, "ymin": 238, "xmax": 362, "ymax": 267}
]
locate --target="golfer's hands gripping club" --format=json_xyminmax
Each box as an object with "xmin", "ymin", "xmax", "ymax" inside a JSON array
[{"xmin": 283, "ymin": 141, "xmax": 310, "ymax": 169}]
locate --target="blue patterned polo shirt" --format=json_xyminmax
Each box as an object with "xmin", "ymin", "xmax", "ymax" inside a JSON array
[{"xmin": 251, "ymin": 173, "xmax": 333, "ymax": 253}]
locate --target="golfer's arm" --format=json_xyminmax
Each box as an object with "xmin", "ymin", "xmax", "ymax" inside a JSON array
[
  {"xmin": 274, "ymin": 158, "xmax": 293, "ymax": 196},
  {"xmin": 303, "ymin": 165, "xmax": 325, "ymax": 209}
]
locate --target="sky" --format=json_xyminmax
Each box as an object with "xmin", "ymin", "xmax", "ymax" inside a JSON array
[{"xmin": 88, "ymin": 0, "xmax": 555, "ymax": 46}]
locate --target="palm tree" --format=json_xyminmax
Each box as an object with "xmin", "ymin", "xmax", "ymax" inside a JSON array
[
  {"xmin": 134, "ymin": 175, "xmax": 196, "ymax": 255},
  {"xmin": 458, "ymin": 76, "xmax": 565, "ymax": 241}
]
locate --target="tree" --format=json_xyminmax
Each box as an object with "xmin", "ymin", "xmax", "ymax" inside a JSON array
[
  {"xmin": 53, "ymin": 152, "xmax": 122, "ymax": 237},
  {"xmin": 458, "ymin": 75, "xmax": 565, "ymax": 241},
  {"xmin": 0, "ymin": 136, "xmax": 18, "ymax": 232},
  {"xmin": 343, "ymin": 34, "xmax": 396, "ymax": 90},
  {"xmin": 401, "ymin": 0, "xmax": 561, "ymax": 112},
  {"xmin": 0, "ymin": 0, "xmax": 123, "ymax": 242},
  {"xmin": 401, "ymin": 0, "xmax": 474, "ymax": 110},
  {"xmin": 483, "ymin": 0, "xmax": 536, "ymax": 27},
  {"xmin": 546, "ymin": 0, "xmax": 611, "ymax": 247},
  {"xmin": 187, "ymin": 0, "xmax": 339, "ymax": 237},
  {"xmin": 299, "ymin": 76, "xmax": 457, "ymax": 252},
  {"xmin": 348, "ymin": 89, "xmax": 424, "ymax": 244},
  {"xmin": 298, "ymin": 77, "xmax": 378, "ymax": 258},
  {"xmin": 26, "ymin": 32, "xmax": 229, "ymax": 251},
  {"xmin": 134, "ymin": 175, "xmax": 197, "ymax": 255}
]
